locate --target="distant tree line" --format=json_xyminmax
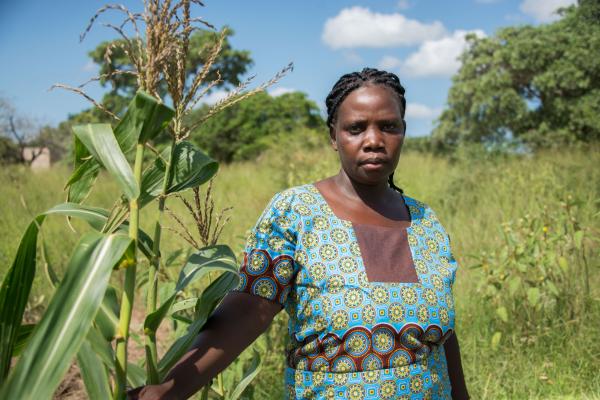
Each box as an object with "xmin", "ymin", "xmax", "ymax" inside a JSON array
[{"xmin": 3, "ymin": 1, "xmax": 597, "ymax": 166}]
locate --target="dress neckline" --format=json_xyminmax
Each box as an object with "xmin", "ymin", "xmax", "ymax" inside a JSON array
[{"xmin": 309, "ymin": 183, "xmax": 414, "ymax": 230}]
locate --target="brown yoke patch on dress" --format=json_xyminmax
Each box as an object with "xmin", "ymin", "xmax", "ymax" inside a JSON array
[{"xmin": 352, "ymin": 223, "xmax": 418, "ymax": 283}]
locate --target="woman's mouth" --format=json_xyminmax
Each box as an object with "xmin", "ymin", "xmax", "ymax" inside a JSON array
[{"xmin": 360, "ymin": 158, "xmax": 386, "ymax": 170}]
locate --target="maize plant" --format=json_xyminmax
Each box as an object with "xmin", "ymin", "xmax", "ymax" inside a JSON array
[{"xmin": 0, "ymin": 0, "xmax": 293, "ymax": 398}]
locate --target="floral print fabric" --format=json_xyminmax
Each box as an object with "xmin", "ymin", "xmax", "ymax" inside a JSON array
[{"xmin": 233, "ymin": 184, "xmax": 458, "ymax": 399}]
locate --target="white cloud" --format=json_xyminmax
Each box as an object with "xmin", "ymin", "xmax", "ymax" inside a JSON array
[
  {"xmin": 322, "ymin": 7, "xmax": 446, "ymax": 49},
  {"xmin": 269, "ymin": 87, "xmax": 295, "ymax": 97},
  {"xmin": 200, "ymin": 90, "xmax": 229, "ymax": 105},
  {"xmin": 519, "ymin": 0, "xmax": 576, "ymax": 23},
  {"xmin": 397, "ymin": 0, "xmax": 411, "ymax": 10},
  {"xmin": 405, "ymin": 103, "xmax": 442, "ymax": 119},
  {"xmin": 401, "ymin": 29, "xmax": 486, "ymax": 77}
]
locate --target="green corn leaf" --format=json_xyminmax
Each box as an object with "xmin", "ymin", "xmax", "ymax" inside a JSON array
[
  {"xmin": 0, "ymin": 215, "xmax": 45, "ymax": 382},
  {"xmin": 170, "ymin": 298, "xmax": 199, "ymax": 315},
  {"xmin": 77, "ymin": 340, "xmax": 112, "ymax": 400},
  {"xmin": 65, "ymin": 136, "xmax": 100, "ymax": 203},
  {"xmin": 127, "ymin": 362, "xmax": 146, "ymax": 388},
  {"xmin": 144, "ymin": 245, "xmax": 238, "ymax": 334},
  {"xmin": 167, "ymin": 141, "xmax": 218, "ymax": 194},
  {"xmin": 0, "ymin": 232, "xmax": 132, "ymax": 400},
  {"xmin": 85, "ymin": 325, "xmax": 114, "ymax": 369},
  {"xmin": 139, "ymin": 146, "xmax": 171, "ymax": 208},
  {"xmin": 229, "ymin": 348, "xmax": 262, "ymax": 400},
  {"xmin": 115, "ymin": 90, "xmax": 175, "ymax": 144},
  {"xmin": 12, "ymin": 324, "xmax": 36, "ymax": 358},
  {"xmin": 66, "ymin": 158, "xmax": 101, "ymax": 203},
  {"xmin": 73, "ymin": 124, "xmax": 139, "ymax": 200},
  {"xmin": 139, "ymin": 142, "xmax": 218, "ymax": 208},
  {"xmin": 94, "ymin": 285, "xmax": 120, "ymax": 341},
  {"xmin": 158, "ymin": 272, "xmax": 239, "ymax": 379},
  {"xmin": 64, "ymin": 91, "xmax": 173, "ymax": 203}
]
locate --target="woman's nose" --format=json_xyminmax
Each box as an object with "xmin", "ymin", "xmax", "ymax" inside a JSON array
[{"xmin": 363, "ymin": 126, "xmax": 385, "ymax": 151}]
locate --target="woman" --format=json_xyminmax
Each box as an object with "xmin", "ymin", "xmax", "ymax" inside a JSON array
[{"xmin": 131, "ymin": 68, "xmax": 469, "ymax": 399}]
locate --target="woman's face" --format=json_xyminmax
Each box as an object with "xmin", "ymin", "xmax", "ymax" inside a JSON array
[{"xmin": 330, "ymin": 84, "xmax": 405, "ymax": 186}]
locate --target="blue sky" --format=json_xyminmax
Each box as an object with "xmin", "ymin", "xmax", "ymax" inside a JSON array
[{"xmin": 0, "ymin": 0, "xmax": 575, "ymax": 136}]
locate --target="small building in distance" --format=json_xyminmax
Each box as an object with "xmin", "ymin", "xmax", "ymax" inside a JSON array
[{"xmin": 22, "ymin": 146, "xmax": 51, "ymax": 169}]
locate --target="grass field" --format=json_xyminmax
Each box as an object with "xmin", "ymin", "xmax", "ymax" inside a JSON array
[{"xmin": 1, "ymin": 144, "xmax": 599, "ymax": 399}]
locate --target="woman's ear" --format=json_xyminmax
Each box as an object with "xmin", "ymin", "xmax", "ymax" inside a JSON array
[{"xmin": 329, "ymin": 126, "xmax": 338, "ymax": 151}]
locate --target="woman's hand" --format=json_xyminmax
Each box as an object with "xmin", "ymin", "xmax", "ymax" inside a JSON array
[{"xmin": 126, "ymin": 383, "xmax": 176, "ymax": 400}]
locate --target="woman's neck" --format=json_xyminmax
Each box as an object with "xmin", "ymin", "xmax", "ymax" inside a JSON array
[{"xmin": 332, "ymin": 170, "xmax": 394, "ymax": 204}]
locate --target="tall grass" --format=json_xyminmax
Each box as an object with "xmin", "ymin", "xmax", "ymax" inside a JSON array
[{"xmin": 1, "ymin": 145, "xmax": 598, "ymax": 399}]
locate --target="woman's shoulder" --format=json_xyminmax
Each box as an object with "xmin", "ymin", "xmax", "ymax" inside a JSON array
[
  {"xmin": 268, "ymin": 184, "xmax": 319, "ymax": 205},
  {"xmin": 401, "ymin": 193, "xmax": 443, "ymax": 225},
  {"xmin": 261, "ymin": 184, "xmax": 317, "ymax": 215}
]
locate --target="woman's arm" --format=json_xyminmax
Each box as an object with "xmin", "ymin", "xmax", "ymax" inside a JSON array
[
  {"xmin": 129, "ymin": 291, "xmax": 282, "ymax": 400},
  {"xmin": 443, "ymin": 332, "xmax": 469, "ymax": 400}
]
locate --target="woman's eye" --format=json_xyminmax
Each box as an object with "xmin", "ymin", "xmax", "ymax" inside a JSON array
[
  {"xmin": 382, "ymin": 123, "xmax": 402, "ymax": 133},
  {"xmin": 347, "ymin": 125, "xmax": 363, "ymax": 134}
]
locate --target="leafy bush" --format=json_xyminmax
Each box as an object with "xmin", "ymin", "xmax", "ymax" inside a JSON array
[{"xmin": 471, "ymin": 195, "xmax": 597, "ymax": 347}]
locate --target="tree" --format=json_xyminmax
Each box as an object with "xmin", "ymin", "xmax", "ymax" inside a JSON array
[
  {"xmin": 72, "ymin": 28, "xmax": 253, "ymax": 123},
  {"xmin": 189, "ymin": 91, "xmax": 324, "ymax": 162},
  {"xmin": 432, "ymin": 1, "xmax": 600, "ymax": 150},
  {"xmin": 0, "ymin": 97, "xmax": 48, "ymax": 164}
]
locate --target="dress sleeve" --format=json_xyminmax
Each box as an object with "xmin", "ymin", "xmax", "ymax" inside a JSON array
[{"xmin": 232, "ymin": 191, "xmax": 299, "ymax": 307}]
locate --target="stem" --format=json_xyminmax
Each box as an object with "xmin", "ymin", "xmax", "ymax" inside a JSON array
[
  {"xmin": 145, "ymin": 139, "xmax": 177, "ymax": 384},
  {"xmin": 114, "ymin": 143, "xmax": 145, "ymax": 399}
]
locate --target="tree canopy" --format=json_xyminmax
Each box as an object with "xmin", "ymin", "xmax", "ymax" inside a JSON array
[
  {"xmin": 432, "ymin": 0, "xmax": 600, "ymax": 149},
  {"xmin": 189, "ymin": 91, "xmax": 324, "ymax": 162}
]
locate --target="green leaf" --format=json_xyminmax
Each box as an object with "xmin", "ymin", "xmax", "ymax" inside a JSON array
[
  {"xmin": 527, "ymin": 287, "xmax": 541, "ymax": 307},
  {"xmin": 229, "ymin": 348, "xmax": 262, "ymax": 400},
  {"xmin": 127, "ymin": 362, "xmax": 146, "ymax": 388},
  {"xmin": 0, "ymin": 215, "xmax": 45, "ymax": 382},
  {"xmin": 73, "ymin": 124, "xmax": 139, "ymax": 200},
  {"xmin": 64, "ymin": 91, "xmax": 173, "ymax": 203},
  {"xmin": 94, "ymin": 285, "xmax": 120, "ymax": 341},
  {"xmin": 496, "ymin": 306, "xmax": 509, "ymax": 323},
  {"xmin": 508, "ymin": 276, "xmax": 520, "ymax": 296},
  {"xmin": 66, "ymin": 158, "xmax": 101, "ymax": 203},
  {"xmin": 85, "ymin": 325, "xmax": 114, "ymax": 369},
  {"xmin": 115, "ymin": 90, "xmax": 175, "ymax": 144},
  {"xmin": 77, "ymin": 340, "xmax": 112, "ymax": 400},
  {"xmin": 558, "ymin": 256, "xmax": 569, "ymax": 273},
  {"xmin": 491, "ymin": 331, "xmax": 502, "ymax": 350},
  {"xmin": 546, "ymin": 281, "xmax": 560, "ymax": 297},
  {"xmin": 574, "ymin": 230, "xmax": 584, "ymax": 250},
  {"xmin": 144, "ymin": 245, "xmax": 238, "ymax": 334},
  {"xmin": 12, "ymin": 324, "xmax": 35, "ymax": 358},
  {"xmin": 171, "ymin": 298, "xmax": 199, "ymax": 315},
  {"xmin": 65, "ymin": 136, "xmax": 100, "ymax": 203},
  {"xmin": 167, "ymin": 141, "xmax": 218, "ymax": 194},
  {"xmin": 139, "ymin": 142, "xmax": 218, "ymax": 208},
  {"xmin": 0, "ymin": 232, "xmax": 132, "ymax": 400},
  {"xmin": 158, "ymin": 272, "xmax": 239, "ymax": 378},
  {"xmin": 139, "ymin": 146, "xmax": 170, "ymax": 208}
]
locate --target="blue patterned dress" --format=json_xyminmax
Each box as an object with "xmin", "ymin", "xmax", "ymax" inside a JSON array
[{"xmin": 233, "ymin": 184, "xmax": 457, "ymax": 399}]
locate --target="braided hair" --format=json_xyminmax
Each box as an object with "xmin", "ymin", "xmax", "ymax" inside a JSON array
[{"xmin": 325, "ymin": 67, "xmax": 406, "ymax": 194}]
